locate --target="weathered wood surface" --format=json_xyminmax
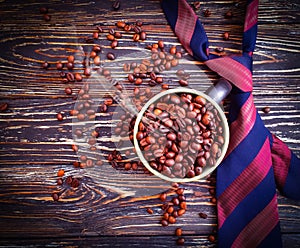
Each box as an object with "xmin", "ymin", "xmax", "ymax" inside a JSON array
[{"xmin": 0, "ymin": 0, "xmax": 299, "ymax": 247}]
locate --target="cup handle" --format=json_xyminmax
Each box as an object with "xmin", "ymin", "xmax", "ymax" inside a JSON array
[{"xmin": 205, "ymin": 78, "xmax": 232, "ymax": 105}]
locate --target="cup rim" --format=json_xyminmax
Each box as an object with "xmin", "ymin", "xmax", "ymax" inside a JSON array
[{"xmin": 133, "ymin": 87, "xmax": 229, "ymax": 182}]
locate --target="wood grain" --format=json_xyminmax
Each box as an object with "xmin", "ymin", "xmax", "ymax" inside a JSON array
[{"xmin": 0, "ymin": 0, "xmax": 299, "ymax": 247}]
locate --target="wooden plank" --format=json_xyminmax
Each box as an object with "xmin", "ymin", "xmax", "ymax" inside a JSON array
[{"xmin": 0, "ymin": 0, "xmax": 299, "ymax": 246}]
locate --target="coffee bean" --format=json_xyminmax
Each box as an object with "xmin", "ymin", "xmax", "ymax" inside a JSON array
[
  {"xmin": 204, "ymin": 9, "xmax": 211, "ymax": 17},
  {"xmin": 140, "ymin": 31, "xmax": 147, "ymax": 40},
  {"xmin": 74, "ymin": 73, "xmax": 82, "ymax": 82},
  {"xmin": 0, "ymin": 103, "xmax": 8, "ymax": 112},
  {"xmin": 179, "ymin": 79, "xmax": 188, "ymax": 86},
  {"xmin": 39, "ymin": 7, "xmax": 48, "ymax": 14},
  {"xmin": 193, "ymin": 1, "xmax": 201, "ymax": 9},
  {"xmin": 133, "ymin": 33, "xmax": 140, "ymax": 42},
  {"xmin": 94, "ymin": 56, "xmax": 101, "ymax": 65},
  {"xmin": 225, "ymin": 10, "xmax": 233, "ymax": 18},
  {"xmin": 158, "ymin": 40, "xmax": 164, "ymax": 49},
  {"xmin": 56, "ymin": 61, "xmax": 63, "ymax": 70},
  {"xmin": 65, "ymin": 87, "xmax": 72, "ymax": 95},
  {"xmin": 96, "ymin": 26, "xmax": 104, "ymax": 33},
  {"xmin": 161, "ymin": 219, "xmax": 168, "ymax": 227},
  {"xmin": 67, "ymin": 55, "xmax": 75, "ymax": 63},
  {"xmin": 223, "ymin": 31, "xmax": 230, "ymax": 40},
  {"xmin": 176, "ymin": 238, "xmax": 185, "ymax": 245},
  {"xmin": 107, "ymin": 34, "xmax": 115, "ymax": 41},
  {"xmin": 57, "ymin": 178, "xmax": 63, "ymax": 185},
  {"xmin": 84, "ymin": 68, "xmax": 91, "ymax": 76},
  {"xmin": 43, "ymin": 14, "xmax": 51, "ymax": 21},
  {"xmin": 56, "ymin": 112, "xmax": 63, "ymax": 121},
  {"xmin": 262, "ymin": 106, "xmax": 271, "ymax": 114},
  {"xmin": 112, "ymin": 0, "xmax": 120, "ymax": 10},
  {"xmin": 177, "ymin": 209, "xmax": 186, "ymax": 216},
  {"xmin": 66, "ymin": 62, "xmax": 74, "ymax": 70},
  {"xmin": 41, "ymin": 61, "xmax": 49, "ymax": 69},
  {"xmin": 114, "ymin": 31, "xmax": 122, "ymax": 39},
  {"xmin": 116, "ymin": 21, "xmax": 126, "ymax": 28},
  {"xmin": 124, "ymin": 24, "xmax": 131, "ymax": 31},
  {"xmin": 65, "ymin": 175, "xmax": 73, "ymax": 185},
  {"xmin": 107, "ymin": 52, "xmax": 115, "ymax": 60},
  {"xmin": 208, "ymin": 234, "xmax": 216, "ymax": 242},
  {"xmin": 199, "ymin": 212, "xmax": 208, "ymax": 219},
  {"xmin": 146, "ymin": 208, "xmax": 154, "ymax": 214},
  {"xmin": 111, "ymin": 40, "xmax": 118, "ymax": 49},
  {"xmin": 52, "ymin": 193, "xmax": 59, "ymax": 201},
  {"xmin": 175, "ymin": 228, "xmax": 182, "ymax": 237},
  {"xmin": 160, "ymin": 192, "xmax": 167, "ymax": 201},
  {"xmin": 168, "ymin": 216, "xmax": 176, "ymax": 224}
]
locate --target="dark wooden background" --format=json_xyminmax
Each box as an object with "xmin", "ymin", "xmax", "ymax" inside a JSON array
[{"xmin": 0, "ymin": 0, "xmax": 299, "ymax": 247}]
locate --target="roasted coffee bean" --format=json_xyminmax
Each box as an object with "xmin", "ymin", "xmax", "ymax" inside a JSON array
[
  {"xmin": 66, "ymin": 62, "xmax": 74, "ymax": 70},
  {"xmin": 74, "ymin": 73, "xmax": 82, "ymax": 82},
  {"xmin": 168, "ymin": 216, "xmax": 176, "ymax": 224},
  {"xmin": 96, "ymin": 26, "xmax": 104, "ymax": 33},
  {"xmin": 112, "ymin": 0, "xmax": 120, "ymax": 10},
  {"xmin": 199, "ymin": 212, "xmax": 208, "ymax": 219},
  {"xmin": 114, "ymin": 31, "xmax": 122, "ymax": 39},
  {"xmin": 65, "ymin": 87, "xmax": 72, "ymax": 95},
  {"xmin": 84, "ymin": 68, "xmax": 91, "ymax": 76},
  {"xmin": 56, "ymin": 112, "xmax": 63, "ymax": 121},
  {"xmin": 133, "ymin": 33, "xmax": 140, "ymax": 42},
  {"xmin": 41, "ymin": 61, "xmax": 49, "ymax": 69},
  {"xmin": 204, "ymin": 9, "xmax": 211, "ymax": 17},
  {"xmin": 140, "ymin": 31, "xmax": 147, "ymax": 40},
  {"xmin": 146, "ymin": 208, "xmax": 154, "ymax": 214},
  {"xmin": 43, "ymin": 14, "xmax": 51, "ymax": 21},
  {"xmin": 67, "ymin": 55, "xmax": 75, "ymax": 63},
  {"xmin": 193, "ymin": 1, "xmax": 201, "ymax": 9},
  {"xmin": 39, "ymin": 7, "xmax": 48, "ymax": 14},
  {"xmin": 215, "ymin": 47, "xmax": 224, "ymax": 53},
  {"xmin": 107, "ymin": 52, "xmax": 115, "ymax": 60},
  {"xmin": 175, "ymin": 228, "xmax": 182, "ymax": 237},
  {"xmin": 107, "ymin": 34, "xmax": 115, "ymax": 41},
  {"xmin": 0, "ymin": 103, "xmax": 8, "ymax": 112},
  {"xmin": 223, "ymin": 31, "xmax": 230, "ymax": 40},
  {"xmin": 158, "ymin": 40, "xmax": 164, "ymax": 49},
  {"xmin": 94, "ymin": 56, "xmax": 101, "ymax": 65},
  {"xmin": 161, "ymin": 219, "xmax": 169, "ymax": 227},
  {"xmin": 116, "ymin": 21, "xmax": 126, "ymax": 28},
  {"xmin": 225, "ymin": 10, "xmax": 233, "ymax": 18},
  {"xmin": 160, "ymin": 192, "xmax": 167, "ymax": 201},
  {"xmin": 52, "ymin": 193, "xmax": 59, "ymax": 201},
  {"xmin": 56, "ymin": 61, "xmax": 63, "ymax": 70},
  {"xmin": 179, "ymin": 79, "xmax": 188, "ymax": 86},
  {"xmin": 208, "ymin": 234, "xmax": 216, "ymax": 242},
  {"xmin": 111, "ymin": 40, "xmax": 118, "ymax": 49},
  {"xmin": 262, "ymin": 106, "xmax": 271, "ymax": 114},
  {"xmin": 177, "ymin": 237, "xmax": 185, "ymax": 245},
  {"xmin": 124, "ymin": 24, "xmax": 131, "ymax": 31}
]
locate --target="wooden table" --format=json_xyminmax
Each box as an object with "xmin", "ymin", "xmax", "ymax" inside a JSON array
[{"xmin": 0, "ymin": 0, "xmax": 299, "ymax": 247}]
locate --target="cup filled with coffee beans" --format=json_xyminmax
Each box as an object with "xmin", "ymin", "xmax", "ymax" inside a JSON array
[{"xmin": 133, "ymin": 79, "xmax": 231, "ymax": 182}]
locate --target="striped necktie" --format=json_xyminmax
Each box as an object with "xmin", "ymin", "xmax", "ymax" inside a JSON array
[{"xmin": 161, "ymin": 0, "xmax": 300, "ymax": 247}]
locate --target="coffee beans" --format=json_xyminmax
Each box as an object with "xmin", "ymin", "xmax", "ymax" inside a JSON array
[
  {"xmin": 223, "ymin": 31, "xmax": 230, "ymax": 40},
  {"xmin": 107, "ymin": 52, "xmax": 116, "ymax": 60},
  {"xmin": 262, "ymin": 106, "xmax": 271, "ymax": 114},
  {"xmin": 56, "ymin": 112, "xmax": 64, "ymax": 121},
  {"xmin": 112, "ymin": 0, "xmax": 120, "ymax": 10},
  {"xmin": 0, "ymin": 102, "xmax": 8, "ymax": 112},
  {"xmin": 136, "ymin": 92, "xmax": 225, "ymax": 179}
]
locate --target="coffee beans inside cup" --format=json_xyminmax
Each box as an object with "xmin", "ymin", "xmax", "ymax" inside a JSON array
[{"xmin": 136, "ymin": 91, "xmax": 226, "ymax": 180}]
